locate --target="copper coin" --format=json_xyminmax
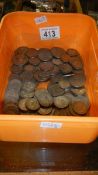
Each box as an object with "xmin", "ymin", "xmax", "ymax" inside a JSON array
[
  {"xmin": 64, "ymin": 93, "xmax": 76, "ymax": 103},
  {"xmin": 20, "ymin": 71, "xmax": 33, "ymax": 82},
  {"xmin": 58, "ymin": 78, "xmax": 70, "ymax": 89},
  {"xmin": 39, "ymin": 71, "xmax": 50, "ymax": 81},
  {"xmin": 33, "ymin": 70, "xmax": 49, "ymax": 82},
  {"xmin": 51, "ymin": 65, "xmax": 60, "ymax": 76},
  {"xmin": 66, "ymin": 48, "xmax": 80, "ymax": 57},
  {"xmin": 22, "ymin": 81, "xmax": 37, "ymax": 92},
  {"xmin": 70, "ymin": 87, "xmax": 87, "ymax": 96},
  {"xmin": 50, "ymin": 74, "xmax": 62, "ymax": 84},
  {"xmin": 26, "ymin": 48, "xmax": 38, "ymax": 58},
  {"xmin": 39, "ymin": 62, "xmax": 54, "ymax": 72},
  {"xmin": 9, "ymin": 73, "xmax": 20, "ymax": 80},
  {"xmin": 38, "ymin": 48, "xmax": 52, "ymax": 61},
  {"xmin": 7, "ymin": 79, "xmax": 22, "ymax": 92},
  {"xmin": 3, "ymin": 102, "xmax": 19, "ymax": 114},
  {"xmin": 26, "ymin": 97, "xmax": 40, "ymax": 111},
  {"xmin": 72, "ymin": 100, "xmax": 89, "ymax": 115},
  {"xmin": 51, "ymin": 47, "xmax": 65, "ymax": 58},
  {"xmin": 13, "ymin": 54, "xmax": 28, "ymax": 66},
  {"xmin": 48, "ymin": 83, "xmax": 64, "ymax": 97},
  {"xmin": 20, "ymin": 89, "xmax": 34, "ymax": 98},
  {"xmin": 60, "ymin": 53, "xmax": 70, "ymax": 63},
  {"xmin": 54, "ymin": 108, "xmax": 68, "ymax": 116},
  {"xmin": 52, "ymin": 58, "xmax": 63, "ymax": 65},
  {"xmin": 14, "ymin": 46, "xmax": 29, "ymax": 56},
  {"xmin": 69, "ymin": 56, "xmax": 83, "ymax": 70},
  {"xmin": 4, "ymin": 89, "xmax": 19, "ymax": 103},
  {"xmin": 11, "ymin": 65, "xmax": 23, "ymax": 74},
  {"xmin": 29, "ymin": 57, "xmax": 40, "ymax": 66},
  {"xmin": 59, "ymin": 63, "xmax": 72, "ymax": 74},
  {"xmin": 69, "ymin": 74, "xmax": 85, "ymax": 88},
  {"xmin": 24, "ymin": 64, "xmax": 36, "ymax": 72},
  {"xmin": 54, "ymin": 95, "xmax": 69, "ymax": 108},
  {"xmin": 35, "ymin": 89, "xmax": 53, "ymax": 107},
  {"xmin": 18, "ymin": 98, "xmax": 28, "ymax": 111},
  {"xmin": 38, "ymin": 107, "xmax": 52, "ymax": 115}
]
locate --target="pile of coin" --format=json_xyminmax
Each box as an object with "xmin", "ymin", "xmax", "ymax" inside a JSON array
[{"xmin": 3, "ymin": 46, "xmax": 90, "ymax": 116}]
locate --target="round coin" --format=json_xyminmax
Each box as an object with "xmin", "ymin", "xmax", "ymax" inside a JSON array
[
  {"xmin": 20, "ymin": 90, "xmax": 34, "ymax": 98},
  {"xmin": 24, "ymin": 64, "xmax": 36, "ymax": 72},
  {"xmin": 59, "ymin": 63, "xmax": 72, "ymax": 74},
  {"xmin": 26, "ymin": 48, "xmax": 38, "ymax": 58},
  {"xmin": 66, "ymin": 48, "xmax": 80, "ymax": 57},
  {"xmin": 10, "ymin": 65, "xmax": 23, "ymax": 74},
  {"xmin": 14, "ymin": 46, "xmax": 29, "ymax": 56},
  {"xmin": 69, "ymin": 56, "xmax": 83, "ymax": 70},
  {"xmin": 4, "ymin": 89, "xmax": 19, "ymax": 103},
  {"xmin": 72, "ymin": 100, "xmax": 89, "ymax": 115},
  {"xmin": 60, "ymin": 53, "xmax": 70, "ymax": 63},
  {"xmin": 22, "ymin": 81, "xmax": 37, "ymax": 92},
  {"xmin": 69, "ymin": 74, "xmax": 85, "ymax": 88},
  {"xmin": 3, "ymin": 102, "xmax": 19, "ymax": 114},
  {"xmin": 51, "ymin": 47, "xmax": 65, "ymax": 58},
  {"xmin": 58, "ymin": 78, "xmax": 70, "ymax": 89},
  {"xmin": 70, "ymin": 87, "xmax": 86, "ymax": 96},
  {"xmin": 54, "ymin": 108, "xmax": 68, "ymax": 116},
  {"xmin": 29, "ymin": 57, "xmax": 40, "ymax": 66},
  {"xmin": 54, "ymin": 95, "xmax": 69, "ymax": 108},
  {"xmin": 18, "ymin": 98, "xmax": 28, "ymax": 111},
  {"xmin": 38, "ymin": 48, "xmax": 52, "ymax": 61},
  {"xmin": 20, "ymin": 71, "xmax": 33, "ymax": 82},
  {"xmin": 51, "ymin": 65, "xmax": 60, "ymax": 76},
  {"xmin": 13, "ymin": 54, "xmax": 28, "ymax": 66},
  {"xmin": 48, "ymin": 83, "xmax": 65, "ymax": 97},
  {"xmin": 52, "ymin": 58, "xmax": 63, "ymax": 65},
  {"xmin": 39, "ymin": 62, "xmax": 54, "ymax": 72},
  {"xmin": 26, "ymin": 97, "xmax": 40, "ymax": 111},
  {"xmin": 7, "ymin": 79, "xmax": 22, "ymax": 92},
  {"xmin": 38, "ymin": 107, "xmax": 52, "ymax": 115}
]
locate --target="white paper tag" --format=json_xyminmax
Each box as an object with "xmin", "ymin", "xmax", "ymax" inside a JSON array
[
  {"xmin": 40, "ymin": 122, "xmax": 62, "ymax": 129},
  {"xmin": 39, "ymin": 26, "xmax": 60, "ymax": 40},
  {"xmin": 34, "ymin": 16, "xmax": 47, "ymax": 24}
]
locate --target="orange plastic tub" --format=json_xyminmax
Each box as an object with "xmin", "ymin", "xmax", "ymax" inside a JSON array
[{"xmin": 0, "ymin": 12, "xmax": 98, "ymax": 143}]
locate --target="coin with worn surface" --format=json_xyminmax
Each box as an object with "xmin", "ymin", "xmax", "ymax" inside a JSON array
[
  {"xmin": 4, "ymin": 89, "xmax": 19, "ymax": 103},
  {"xmin": 34, "ymin": 70, "xmax": 49, "ymax": 82},
  {"xmin": 29, "ymin": 57, "xmax": 40, "ymax": 66},
  {"xmin": 3, "ymin": 102, "xmax": 19, "ymax": 114},
  {"xmin": 22, "ymin": 81, "xmax": 37, "ymax": 92},
  {"xmin": 38, "ymin": 48, "xmax": 52, "ymax": 61},
  {"xmin": 20, "ymin": 89, "xmax": 34, "ymax": 98},
  {"xmin": 52, "ymin": 58, "xmax": 63, "ymax": 65},
  {"xmin": 18, "ymin": 98, "xmax": 28, "ymax": 111},
  {"xmin": 10, "ymin": 65, "xmax": 23, "ymax": 74},
  {"xmin": 50, "ymin": 74, "xmax": 62, "ymax": 84},
  {"xmin": 68, "ymin": 104, "xmax": 78, "ymax": 116},
  {"xmin": 54, "ymin": 108, "xmax": 68, "ymax": 116},
  {"xmin": 38, "ymin": 107, "xmax": 52, "ymax": 115},
  {"xmin": 13, "ymin": 54, "xmax": 28, "ymax": 66},
  {"xmin": 51, "ymin": 65, "xmax": 60, "ymax": 76},
  {"xmin": 48, "ymin": 83, "xmax": 64, "ymax": 97},
  {"xmin": 60, "ymin": 53, "xmax": 70, "ymax": 63},
  {"xmin": 59, "ymin": 63, "xmax": 72, "ymax": 74},
  {"xmin": 35, "ymin": 89, "xmax": 53, "ymax": 107},
  {"xmin": 26, "ymin": 97, "xmax": 40, "ymax": 110},
  {"xmin": 51, "ymin": 47, "xmax": 65, "ymax": 58},
  {"xmin": 39, "ymin": 62, "xmax": 54, "ymax": 72},
  {"xmin": 9, "ymin": 73, "xmax": 20, "ymax": 80},
  {"xmin": 58, "ymin": 78, "xmax": 70, "ymax": 89},
  {"xmin": 69, "ymin": 74, "xmax": 85, "ymax": 88},
  {"xmin": 7, "ymin": 79, "xmax": 22, "ymax": 92},
  {"xmin": 20, "ymin": 71, "xmax": 33, "ymax": 82},
  {"xmin": 72, "ymin": 100, "xmax": 89, "ymax": 115},
  {"xmin": 26, "ymin": 48, "xmax": 38, "ymax": 58},
  {"xmin": 66, "ymin": 48, "xmax": 80, "ymax": 57},
  {"xmin": 24, "ymin": 64, "xmax": 36, "ymax": 72},
  {"xmin": 54, "ymin": 95, "xmax": 69, "ymax": 108},
  {"xmin": 69, "ymin": 56, "xmax": 83, "ymax": 70},
  {"xmin": 14, "ymin": 46, "xmax": 29, "ymax": 56},
  {"xmin": 70, "ymin": 87, "xmax": 86, "ymax": 96}
]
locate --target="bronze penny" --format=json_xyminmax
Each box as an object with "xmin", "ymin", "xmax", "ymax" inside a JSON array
[
  {"xmin": 7, "ymin": 79, "xmax": 22, "ymax": 92},
  {"xmin": 69, "ymin": 56, "xmax": 83, "ymax": 70},
  {"xmin": 3, "ymin": 102, "xmax": 19, "ymax": 114},
  {"xmin": 70, "ymin": 87, "xmax": 87, "ymax": 96},
  {"xmin": 11, "ymin": 65, "xmax": 23, "ymax": 74},
  {"xmin": 13, "ymin": 54, "xmax": 28, "ymax": 66},
  {"xmin": 64, "ymin": 93, "xmax": 76, "ymax": 103},
  {"xmin": 69, "ymin": 74, "xmax": 85, "ymax": 88},
  {"xmin": 35, "ymin": 89, "xmax": 53, "ymax": 107},
  {"xmin": 26, "ymin": 97, "xmax": 40, "ymax": 111},
  {"xmin": 20, "ymin": 71, "xmax": 33, "ymax": 82},
  {"xmin": 51, "ymin": 47, "xmax": 65, "ymax": 58},
  {"xmin": 52, "ymin": 58, "xmax": 63, "ymax": 65},
  {"xmin": 22, "ymin": 81, "xmax": 37, "ymax": 92},
  {"xmin": 33, "ymin": 70, "xmax": 49, "ymax": 82},
  {"xmin": 60, "ymin": 53, "xmax": 70, "ymax": 63},
  {"xmin": 9, "ymin": 73, "xmax": 20, "ymax": 80},
  {"xmin": 48, "ymin": 83, "xmax": 65, "ymax": 97},
  {"xmin": 29, "ymin": 57, "xmax": 40, "ymax": 66},
  {"xmin": 20, "ymin": 90, "xmax": 34, "ymax": 98},
  {"xmin": 54, "ymin": 95, "xmax": 69, "ymax": 108},
  {"xmin": 51, "ymin": 65, "xmax": 60, "ymax": 76},
  {"xmin": 72, "ymin": 100, "xmax": 89, "ymax": 115},
  {"xmin": 59, "ymin": 63, "xmax": 72, "ymax": 74},
  {"xmin": 26, "ymin": 48, "xmax": 38, "ymax": 58},
  {"xmin": 18, "ymin": 98, "xmax": 28, "ymax": 111},
  {"xmin": 66, "ymin": 48, "xmax": 80, "ymax": 57},
  {"xmin": 14, "ymin": 46, "xmax": 29, "ymax": 56},
  {"xmin": 24, "ymin": 64, "xmax": 36, "ymax": 72},
  {"xmin": 38, "ymin": 107, "xmax": 52, "ymax": 115},
  {"xmin": 58, "ymin": 78, "xmax": 70, "ymax": 89},
  {"xmin": 4, "ymin": 89, "xmax": 19, "ymax": 103},
  {"xmin": 50, "ymin": 74, "xmax": 62, "ymax": 84},
  {"xmin": 68, "ymin": 104, "xmax": 78, "ymax": 116},
  {"xmin": 54, "ymin": 108, "xmax": 68, "ymax": 116},
  {"xmin": 39, "ymin": 62, "xmax": 54, "ymax": 72},
  {"xmin": 38, "ymin": 48, "xmax": 52, "ymax": 61}
]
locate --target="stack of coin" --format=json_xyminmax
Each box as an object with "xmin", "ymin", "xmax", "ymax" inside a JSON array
[{"xmin": 3, "ymin": 46, "xmax": 90, "ymax": 116}]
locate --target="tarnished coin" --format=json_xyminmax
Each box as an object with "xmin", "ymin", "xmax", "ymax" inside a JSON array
[
  {"xmin": 70, "ymin": 87, "xmax": 87, "ymax": 96},
  {"xmin": 64, "ymin": 93, "xmax": 76, "ymax": 103},
  {"xmin": 54, "ymin": 108, "xmax": 68, "ymax": 116},
  {"xmin": 38, "ymin": 107, "xmax": 52, "ymax": 115},
  {"xmin": 10, "ymin": 65, "xmax": 23, "ymax": 74},
  {"xmin": 48, "ymin": 83, "xmax": 64, "ymax": 97},
  {"xmin": 35, "ymin": 89, "xmax": 53, "ymax": 107},
  {"xmin": 13, "ymin": 54, "xmax": 28, "ymax": 66},
  {"xmin": 52, "ymin": 58, "xmax": 63, "ymax": 65},
  {"xmin": 51, "ymin": 47, "xmax": 65, "ymax": 58},
  {"xmin": 69, "ymin": 56, "xmax": 83, "ymax": 70},
  {"xmin": 39, "ymin": 62, "xmax": 54, "ymax": 72},
  {"xmin": 68, "ymin": 104, "xmax": 78, "ymax": 116},
  {"xmin": 33, "ymin": 70, "xmax": 49, "ymax": 82},
  {"xmin": 58, "ymin": 78, "xmax": 70, "ymax": 89},
  {"xmin": 24, "ymin": 64, "xmax": 36, "ymax": 72},
  {"xmin": 72, "ymin": 100, "xmax": 89, "ymax": 115},
  {"xmin": 66, "ymin": 48, "xmax": 80, "ymax": 57},
  {"xmin": 59, "ymin": 63, "xmax": 72, "ymax": 74},
  {"xmin": 4, "ymin": 89, "xmax": 19, "ymax": 103},
  {"xmin": 14, "ymin": 46, "xmax": 29, "ymax": 56},
  {"xmin": 3, "ymin": 102, "xmax": 19, "ymax": 114},
  {"xmin": 54, "ymin": 95, "xmax": 69, "ymax": 108},
  {"xmin": 18, "ymin": 98, "xmax": 28, "ymax": 111},
  {"xmin": 60, "ymin": 53, "xmax": 70, "ymax": 63},
  {"xmin": 20, "ymin": 89, "xmax": 34, "ymax": 98},
  {"xmin": 29, "ymin": 57, "xmax": 40, "ymax": 66},
  {"xmin": 69, "ymin": 74, "xmax": 85, "ymax": 88},
  {"xmin": 9, "ymin": 73, "xmax": 20, "ymax": 80},
  {"xmin": 26, "ymin": 97, "xmax": 40, "ymax": 110},
  {"xmin": 20, "ymin": 71, "xmax": 33, "ymax": 82},
  {"xmin": 50, "ymin": 74, "xmax": 62, "ymax": 84},
  {"xmin": 38, "ymin": 48, "xmax": 52, "ymax": 61},
  {"xmin": 7, "ymin": 79, "xmax": 22, "ymax": 92},
  {"xmin": 51, "ymin": 65, "xmax": 60, "ymax": 76},
  {"xmin": 22, "ymin": 81, "xmax": 37, "ymax": 92},
  {"xmin": 26, "ymin": 48, "xmax": 38, "ymax": 58}
]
